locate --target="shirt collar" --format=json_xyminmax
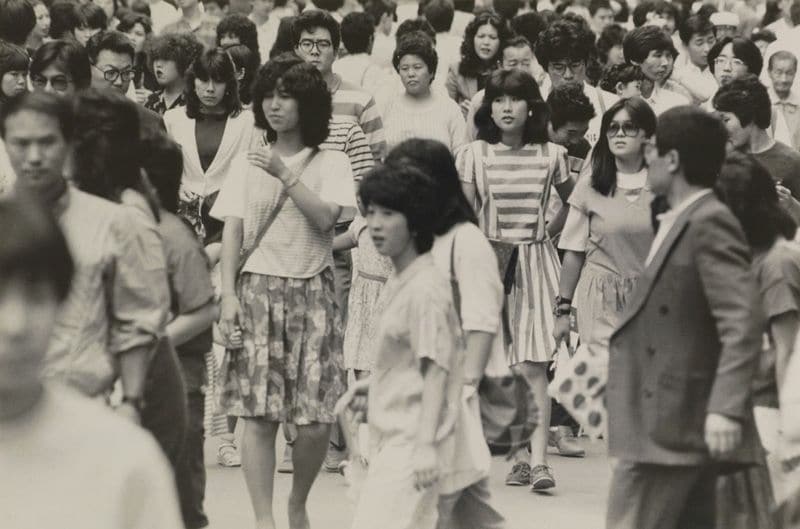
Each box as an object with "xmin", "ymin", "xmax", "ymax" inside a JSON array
[
  {"xmin": 770, "ymin": 86, "xmax": 800, "ymax": 107},
  {"xmin": 657, "ymin": 189, "xmax": 713, "ymax": 222}
]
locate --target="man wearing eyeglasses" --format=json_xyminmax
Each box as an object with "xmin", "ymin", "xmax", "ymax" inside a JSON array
[
  {"xmin": 85, "ymin": 31, "xmax": 166, "ymax": 142},
  {"xmin": 535, "ymin": 19, "xmax": 618, "ymax": 145}
]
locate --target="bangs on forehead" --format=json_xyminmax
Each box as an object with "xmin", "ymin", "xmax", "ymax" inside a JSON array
[
  {"xmin": 195, "ymin": 52, "xmax": 232, "ymax": 82},
  {"xmin": 485, "ymin": 71, "xmax": 534, "ymax": 101},
  {"xmin": 0, "ymin": 45, "xmax": 29, "ymax": 75}
]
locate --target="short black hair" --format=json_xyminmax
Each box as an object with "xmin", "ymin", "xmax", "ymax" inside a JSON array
[
  {"xmin": 76, "ymin": 2, "xmax": 108, "ymax": 31},
  {"xmin": 148, "ymin": 33, "xmax": 204, "ymax": 76},
  {"xmin": 314, "ymin": 0, "xmax": 346, "ymax": 12},
  {"xmin": 535, "ymin": 19, "xmax": 596, "ymax": 70},
  {"xmin": 589, "ymin": 0, "xmax": 613, "ymax": 16},
  {"xmin": 0, "ymin": 91, "xmax": 75, "ymax": 142},
  {"xmin": 384, "ymin": 138, "xmax": 477, "ymax": 235},
  {"xmin": 127, "ymin": 0, "xmax": 152, "ymax": 17},
  {"xmin": 116, "ymin": 12, "xmax": 153, "ymax": 35},
  {"xmin": 707, "ymin": 36, "xmax": 763, "ymax": 76},
  {"xmin": 251, "ymin": 53, "xmax": 331, "ymax": 146},
  {"xmin": 475, "ymin": 69, "xmax": 549, "ymax": 145},
  {"xmin": 712, "ymin": 74, "xmax": 772, "ymax": 129},
  {"xmin": 0, "ymin": 0, "xmax": 35, "ymax": 45},
  {"xmin": 656, "ymin": 106, "xmax": 728, "ymax": 188},
  {"xmin": 396, "ymin": 17, "xmax": 436, "ymax": 43},
  {"xmin": 341, "ymin": 12, "xmax": 375, "ymax": 54},
  {"xmin": 510, "ymin": 12, "xmax": 546, "ymax": 51},
  {"xmin": 547, "ymin": 81, "xmax": 596, "ymax": 130},
  {"xmin": 678, "ymin": 14, "xmax": 714, "ymax": 45},
  {"xmin": 184, "ymin": 48, "xmax": 242, "ymax": 120},
  {"xmin": 422, "ymin": 0, "xmax": 455, "ymax": 32},
  {"xmin": 623, "ymin": 25, "xmax": 677, "ymax": 63},
  {"xmin": 0, "ymin": 193, "xmax": 74, "ymax": 302},
  {"xmin": 270, "ymin": 16, "xmax": 298, "ymax": 58},
  {"xmin": 631, "ymin": 0, "xmax": 654, "ymax": 27},
  {"xmin": 652, "ymin": 0, "xmax": 680, "ymax": 23},
  {"xmin": 459, "ymin": 11, "xmax": 510, "ymax": 77},
  {"xmin": 591, "ymin": 97, "xmax": 656, "ymax": 196},
  {"xmin": 364, "ymin": 0, "xmax": 397, "ymax": 27},
  {"xmin": 225, "ymin": 44, "xmax": 258, "ymax": 105},
  {"xmin": 49, "ymin": 1, "xmax": 81, "ymax": 40},
  {"xmin": 358, "ymin": 163, "xmax": 437, "ymax": 254},
  {"xmin": 599, "ymin": 62, "xmax": 644, "ymax": 92},
  {"xmin": 769, "ymin": 50, "xmax": 798, "ymax": 71},
  {"xmin": 86, "ymin": 30, "xmax": 136, "ymax": 63},
  {"xmin": 393, "ymin": 32, "xmax": 438, "ymax": 79},
  {"xmin": 217, "ymin": 13, "xmax": 261, "ymax": 61},
  {"xmin": 494, "ymin": 0, "xmax": 523, "ymax": 20},
  {"xmin": 30, "ymin": 40, "xmax": 92, "ymax": 91},
  {"xmin": 750, "ymin": 28, "xmax": 777, "ymax": 46},
  {"xmin": 0, "ymin": 41, "xmax": 30, "ymax": 80},
  {"xmin": 501, "ymin": 34, "xmax": 532, "ymax": 56},
  {"xmin": 596, "ymin": 23, "xmax": 627, "ymax": 63},
  {"xmin": 716, "ymin": 152, "xmax": 797, "ymax": 248},
  {"xmin": 292, "ymin": 9, "xmax": 341, "ymax": 50},
  {"xmin": 141, "ymin": 133, "xmax": 184, "ymax": 214}
]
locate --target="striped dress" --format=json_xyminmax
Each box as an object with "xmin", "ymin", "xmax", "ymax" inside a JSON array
[{"xmin": 456, "ymin": 140, "xmax": 570, "ymax": 365}]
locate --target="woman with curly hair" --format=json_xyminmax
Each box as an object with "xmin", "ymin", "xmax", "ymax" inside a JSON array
[
  {"xmin": 381, "ymin": 32, "xmax": 466, "ymax": 152},
  {"xmin": 145, "ymin": 32, "xmax": 204, "ymax": 115},
  {"xmin": 164, "ymin": 47, "xmax": 256, "ymax": 245},
  {"xmin": 210, "ymin": 53, "xmax": 355, "ymax": 529},
  {"xmin": 217, "ymin": 13, "xmax": 262, "ymax": 68},
  {"xmin": 446, "ymin": 10, "xmax": 510, "ymax": 117},
  {"xmin": 456, "ymin": 68, "xmax": 575, "ymax": 492}
]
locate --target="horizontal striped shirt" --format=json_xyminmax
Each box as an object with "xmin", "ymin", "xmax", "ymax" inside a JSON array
[
  {"xmin": 320, "ymin": 118, "xmax": 375, "ymax": 182},
  {"xmin": 333, "ymin": 80, "xmax": 387, "ymax": 161}
]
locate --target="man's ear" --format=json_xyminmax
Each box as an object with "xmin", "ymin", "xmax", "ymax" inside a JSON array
[
  {"xmin": 236, "ymin": 67, "xmax": 245, "ymax": 82},
  {"xmin": 615, "ymin": 80, "xmax": 625, "ymax": 95}
]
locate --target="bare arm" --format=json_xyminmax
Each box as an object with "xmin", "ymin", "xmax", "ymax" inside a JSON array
[
  {"xmin": 770, "ymin": 311, "xmax": 799, "ymax": 394},
  {"xmin": 167, "ymin": 301, "xmax": 218, "ymax": 347},
  {"xmin": 463, "ymin": 331, "xmax": 494, "ymax": 385},
  {"xmin": 218, "ymin": 218, "xmax": 244, "ymax": 345}
]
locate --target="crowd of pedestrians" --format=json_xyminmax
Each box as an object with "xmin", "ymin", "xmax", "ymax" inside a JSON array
[{"xmin": 1, "ymin": 0, "xmax": 800, "ymax": 527}]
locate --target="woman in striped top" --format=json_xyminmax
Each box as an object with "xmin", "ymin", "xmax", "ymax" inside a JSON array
[{"xmin": 456, "ymin": 69, "xmax": 575, "ymax": 492}]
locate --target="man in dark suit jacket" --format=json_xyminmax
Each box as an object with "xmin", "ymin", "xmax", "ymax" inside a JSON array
[
  {"xmin": 606, "ymin": 106, "xmax": 764, "ymax": 529},
  {"xmin": 86, "ymin": 31, "xmax": 166, "ymax": 142}
]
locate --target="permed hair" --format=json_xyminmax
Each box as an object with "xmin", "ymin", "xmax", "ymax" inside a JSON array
[
  {"xmin": 458, "ymin": 11, "xmax": 510, "ymax": 78},
  {"xmin": 535, "ymin": 19, "xmax": 596, "ymax": 70},
  {"xmin": 217, "ymin": 13, "xmax": 261, "ymax": 62},
  {"xmin": 395, "ymin": 17, "xmax": 436, "ymax": 43},
  {"xmin": 30, "ymin": 40, "xmax": 92, "ymax": 90},
  {"xmin": 291, "ymin": 9, "xmax": 341, "ymax": 50},
  {"xmin": 116, "ymin": 12, "xmax": 153, "ymax": 35},
  {"xmin": 393, "ymin": 32, "xmax": 439, "ymax": 80},
  {"xmin": 596, "ymin": 23, "xmax": 627, "ymax": 64},
  {"xmin": 475, "ymin": 68, "xmax": 550, "ymax": 145},
  {"xmin": 591, "ymin": 96, "xmax": 656, "ymax": 196},
  {"xmin": 148, "ymin": 32, "xmax": 204, "ymax": 76},
  {"xmin": 712, "ymin": 74, "xmax": 772, "ymax": 129},
  {"xmin": 251, "ymin": 53, "xmax": 331, "ymax": 146},
  {"xmin": 184, "ymin": 47, "xmax": 242, "ymax": 120},
  {"xmin": 547, "ymin": 81, "xmax": 596, "ymax": 130},
  {"xmin": 358, "ymin": 163, "xmax": 438, "ymax": 254},
  {"xmin": 716, "ymin": 151, "xmax": 797, "ymax": 248},
  {"xmin": 599, "ymin": 62, "xmax": 644, "ymax": 92}
]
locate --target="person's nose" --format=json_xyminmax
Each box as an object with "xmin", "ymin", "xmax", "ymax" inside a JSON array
[
  {"xmin": 562, "ymin": 68, "xmax": 574, "ymax": 80},
  {"xmin": 25, "ymin": 143, "xmax": 43, "ymax": 166}
]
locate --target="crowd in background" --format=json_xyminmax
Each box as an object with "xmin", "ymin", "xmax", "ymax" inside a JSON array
[{"xmin": 1, "ymin": 0, "xmax": 800, "ymax": 527}]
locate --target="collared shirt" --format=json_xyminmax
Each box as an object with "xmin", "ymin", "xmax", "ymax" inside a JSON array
[
  {"xmin": 45, "ymin": 186, "xmax": 169, "ymax": 396},
  {"xmin": 144, "ymin": 90, "xmax": 186, "ymax": 116},
  {"xmin": 645, "ymin": 189, "xmax": 713, "ymax": 266},
  {"xmin": 672, "ymin": 61, "xmax": 718, "ymax": 104},
  {"xmin": 645, "ymin": 83, "xmax": 691, "ymax": 116},
  {"xmin": 769, "ymin": 86, "xmax": 800, "ymax": 150}
]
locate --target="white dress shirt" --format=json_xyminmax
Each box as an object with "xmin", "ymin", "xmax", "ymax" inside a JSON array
[{"xmin": 645, "ymin": 189, "xmax": 713, "ymax": 266}]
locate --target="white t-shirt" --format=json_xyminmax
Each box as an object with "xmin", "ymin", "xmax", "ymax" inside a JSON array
[
  {"xmin": 149, "ymin": 0, "xmax": 180, "ymax": 34},
  {"xmin": 0, "ymin": 385, "xmax": 183, "ymax": 529},
  {"xmin": 211, "ymin": 148, "xmax": 357, "ymax": 278}
]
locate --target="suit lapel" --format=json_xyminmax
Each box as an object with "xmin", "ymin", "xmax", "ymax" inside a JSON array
[{"xmin": 616, "ymin": 193, "xmax": 715, "ymax": 330}]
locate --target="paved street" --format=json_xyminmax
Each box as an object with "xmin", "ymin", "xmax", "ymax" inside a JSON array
[{"xmin": 203, "ymin": 436, "xmax": 611, "ymax": 529}]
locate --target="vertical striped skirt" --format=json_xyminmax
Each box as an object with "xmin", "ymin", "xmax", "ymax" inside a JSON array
[{"xmin": 506, "ymin": 239, "xmax": 565, "ymax": 366}]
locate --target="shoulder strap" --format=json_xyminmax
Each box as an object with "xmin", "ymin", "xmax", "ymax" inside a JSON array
[
  {"xmin": 237, "ymin": 148, "xmax": 319, "ymax": 274},
  {"xmin": 449, "ymin": 231, "xmax": 462, "ymax": 324}
]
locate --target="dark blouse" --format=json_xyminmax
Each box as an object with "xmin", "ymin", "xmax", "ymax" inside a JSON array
[{"xmin": 195, "ymin": 114, "xmax": 228, "ymax": 172}]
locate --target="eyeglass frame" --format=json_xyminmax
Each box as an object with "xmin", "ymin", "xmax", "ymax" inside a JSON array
[
  {"xmin": 297, "ymin": 38, "xmax": 334, "ymax": 53},
  {"xmin": 548, "ymin": 60, "xmax": 586, "ymax": 75},
  {"xmin": 606, "ymin": 121, "xmax": 642, "ymax": 138},
  {"xmin": 30, "ymin": 73, "xmax": 73, "ymax": 92},
  {"xmin": 713, "ymin": 56, "xmax": 746, "ymax": 69},
  {"xmin": 92, "ymin": 64, "xmax": 136, "ymax": 83}
]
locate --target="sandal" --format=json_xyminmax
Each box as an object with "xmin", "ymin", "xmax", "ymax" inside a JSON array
[{"xmin": 217, "ymin": 442, "xmax": 241, "ymax": 467}]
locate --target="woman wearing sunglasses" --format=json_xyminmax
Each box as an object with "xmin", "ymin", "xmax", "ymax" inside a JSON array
[{"xmin": 552, "ymin": 97, "xmax": 657, "ymax": 432}]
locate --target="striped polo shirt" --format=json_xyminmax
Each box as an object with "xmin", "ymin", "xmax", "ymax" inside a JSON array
[{"xmin": 332, "ymin": 80, "xmax": 387, "ymax": 162}]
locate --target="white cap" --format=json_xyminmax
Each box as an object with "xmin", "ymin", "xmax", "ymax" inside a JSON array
[{"xmin": 710, "ymin": 12, "xmax": 740, "ymax": 27}]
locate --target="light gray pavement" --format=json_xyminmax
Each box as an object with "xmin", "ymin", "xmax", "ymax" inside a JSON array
[{"xmin": 203, "ymin": 435, "xmax": 611, "ymax": 529}]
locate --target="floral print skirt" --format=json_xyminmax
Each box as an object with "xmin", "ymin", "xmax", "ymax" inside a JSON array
[{"xmin": 218, "ymin": 269, "xmax": 346, "ymax": 424}]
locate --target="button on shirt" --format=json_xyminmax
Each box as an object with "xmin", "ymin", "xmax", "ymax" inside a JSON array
[{"xmin": 645, "ymin": 189, "xmax": 713, "ymax": 266}]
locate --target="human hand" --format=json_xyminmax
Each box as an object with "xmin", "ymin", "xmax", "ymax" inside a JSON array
[
  {"xmin": 777, "ymin": 184, "xmax": 793, "ymax": 208},
  {"xmin": 218, "ymin": 294, "xmax": 243, "ymax": 347},
  {"xmin": 334, "ymin": 378, "xmax": 370, "ymax": 415},
  {"xmin": 134, "ymin": 88, "xmax": 152, "ymax": 105},
  {"xmin": 179, "ymin": 186, "xmax": 197, "ymax": 203},
  {"xmin": 459, "ymin": 99, "xmax": 472, "ymax": 116},
  {"xmin": 705, "ymin": 413, "xmax": 742, "ymax": 458},
  {"xmin": 552, "ymin": 314, "xmax": 572, "ymax": 351},
  {"xmin": 412, "ymin": 442, "xmax": 440, "ymax": 491},
  {"xmin": 247, "ymin": 145, "xmax": 290, "ymax": 181}
]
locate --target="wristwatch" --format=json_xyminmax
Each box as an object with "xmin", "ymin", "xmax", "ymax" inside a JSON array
[
  {"xmin": 553, "ymin": 305, "xmax": 572, "ymax": 317},
  {"xmin": 121, "ymin": 395, "xmax": 145, "ymax": 414}
]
